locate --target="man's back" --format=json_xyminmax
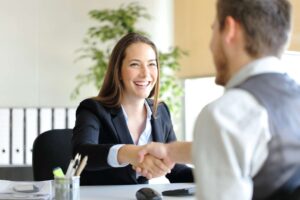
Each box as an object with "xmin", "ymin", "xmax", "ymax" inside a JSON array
[{"xmin": 238, "ymin": 73, "xmax": 300, "ymax": 199}]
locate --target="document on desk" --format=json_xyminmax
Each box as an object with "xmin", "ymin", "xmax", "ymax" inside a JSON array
[{"xmin": 0, "ymin": 180, "xmax": 53, "ymax": 200}]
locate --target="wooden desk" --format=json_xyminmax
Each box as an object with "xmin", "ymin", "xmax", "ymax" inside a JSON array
[{"xmin": 80, "ymin": 183, "xmax": 195, "ymax": 200}]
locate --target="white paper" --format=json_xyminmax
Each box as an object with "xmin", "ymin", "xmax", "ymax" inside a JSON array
[{"xmin": 0, "ymin": 180, "xmax": 52, "ymax": 200}]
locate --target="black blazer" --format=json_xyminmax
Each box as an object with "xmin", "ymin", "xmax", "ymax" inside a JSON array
[{"xmin": 72, "ymin": 98, "xmax": 193, "ymax": 185}]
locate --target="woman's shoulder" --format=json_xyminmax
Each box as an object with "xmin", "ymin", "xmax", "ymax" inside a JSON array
[
  {"xmin": 146, "ymin": 98, "xmax": 168, "ymax": 108},
  {"xmin": 79, "ymin": 97, "xmax": 102, "ymax": 107},
  {"xmin": 146, "ymin": 99, "xmax": 171, "ymax": 117},
  {"xmin": 77, "ymin": 98, "xmax": 108, "ymax": 113},
  {"xmin": 77, "ymin": 98, "xmax": 122, "ymax": 117},
  {"xmin": 157, "ymin": 101, "xmax": 171, "ymax": 117}
]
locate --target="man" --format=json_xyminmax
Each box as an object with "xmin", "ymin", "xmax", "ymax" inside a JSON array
[{"xmin": 138, "ymin": 0, "xmax": 300, "ymax": 199}]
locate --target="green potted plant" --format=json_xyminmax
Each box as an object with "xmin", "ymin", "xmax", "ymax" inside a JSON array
[{"xmin": 72, "ymin": 2, "xmax": 186, "ymax": 117}]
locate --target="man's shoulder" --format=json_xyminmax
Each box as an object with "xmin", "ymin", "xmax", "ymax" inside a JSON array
[
  {"xmin": 201, "ymin": 88, "xmax": 268, "ymax": 130},
  {"xmin": 207, "ymin": 88, "xmax": 258, "ymax": 110},
  {"xmin": 202, "ymin": 89, "xmax": 264, "ymax": 119}
]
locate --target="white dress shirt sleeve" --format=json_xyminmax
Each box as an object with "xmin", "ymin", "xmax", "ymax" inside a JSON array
[
  {"xmin": 192, "ymin": 89, "xmax": 271, "ymax": 200},
  {"xmin": 107, "ymin": 144, "xmax": 129, "ymax": 167}
]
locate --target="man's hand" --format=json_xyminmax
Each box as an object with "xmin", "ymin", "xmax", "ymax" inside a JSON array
[
  {"xmin": 117, "ymin": 142, "xmax": 193, "ymax": 179},
  {"xmin": 132, "ymin": 154, "xmax": 173, "ymax": 179},
  {"xmin": 139, "ymin": 141, "xmax": 192, "ymax": 165},
  {"xmin": 138, "ymin": 142, "xmax": 170, "ymax": 162},
  {"xmin": 134, "ymin": 142, "xmax": 175, "ymax": 179}
]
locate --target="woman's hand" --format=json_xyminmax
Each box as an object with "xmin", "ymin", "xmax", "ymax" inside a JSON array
[
  {"xmin": 132, "ymin": 154, "xmax": 174, "ymax": 179},
  {"xmin": 117, "ymin": 145, "xmax": 145, "ymax": 166}
]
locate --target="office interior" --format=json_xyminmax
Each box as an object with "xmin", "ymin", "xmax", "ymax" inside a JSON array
[{"xmin": 0, "ymin": 0, "xmax": 299, "ymax": 182}]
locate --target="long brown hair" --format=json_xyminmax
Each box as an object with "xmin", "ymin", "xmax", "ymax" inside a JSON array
[{"xmin": 94, "ymin": 32, "xmax": 160, "ymax": 115}]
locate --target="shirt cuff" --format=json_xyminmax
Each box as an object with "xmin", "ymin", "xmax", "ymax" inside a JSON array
[{"xmin": 107, "ymin": 144, "xmax": 129, "ymax": 167}]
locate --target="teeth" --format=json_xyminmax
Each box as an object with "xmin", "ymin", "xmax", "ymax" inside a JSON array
[{"xmin": 135, "ymin": 81, "xmax": 150, "ymax": 86}]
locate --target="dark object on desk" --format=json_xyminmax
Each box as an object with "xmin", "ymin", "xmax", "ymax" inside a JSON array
[
  {"xmin": 32, "ymin": 129, "xmax": 73, "ymax": 181},
  {"xmin": 162, "ymin": 187, "xmax": 195, "ymax": 196},
  {"xmin": 136, "ymin": 187, "xmax": 162, "ymax": 200}
]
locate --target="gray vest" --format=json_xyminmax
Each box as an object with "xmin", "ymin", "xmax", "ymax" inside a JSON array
[{"xmin": 236, "ymin": 73, "xmax": 300, "ymax": 200}]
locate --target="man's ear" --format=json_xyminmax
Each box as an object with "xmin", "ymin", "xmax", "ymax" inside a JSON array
[{"xmin": 222, "ymin": 16, "xmax": 239, "ymax": 44}]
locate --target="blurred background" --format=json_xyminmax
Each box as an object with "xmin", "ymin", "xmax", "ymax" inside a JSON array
[{"xmin": 0, "ymin": 0, "xmax": 299, "ymax": 181}]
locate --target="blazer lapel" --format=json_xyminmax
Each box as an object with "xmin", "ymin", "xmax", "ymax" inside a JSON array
[
  {"xmin": 146, "ymin": 99, "xmax": 164, "ymax": 143},
  {"xmin": 111, "ymin": 108, "xmax": 134, "ymax": 144},
  {"xmin": 151, "ymin": 113, "xmax": 164, "ymax": 142}
]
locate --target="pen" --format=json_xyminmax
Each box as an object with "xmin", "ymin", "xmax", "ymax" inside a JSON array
[
  {"xmin": 70, "ymin": 154, "xmax": 81, "ymax": 177},
  {"xmin": 66, "ymin": 153, "xmax": 80, "ymax": 178},
  {"xmin": 65, "ymin": 159, "xmax": 74, "ymax": 178},
  {"xmin": 75, "ymin": 156, "xmax": 88, "ymax": 176}
]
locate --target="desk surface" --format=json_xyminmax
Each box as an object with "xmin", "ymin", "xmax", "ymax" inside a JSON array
[{"xmin": 80, "ymin": 183, "xmax": 195, "ymax": 200}]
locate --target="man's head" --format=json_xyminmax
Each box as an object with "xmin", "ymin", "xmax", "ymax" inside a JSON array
[
  {"xmin": 217, "ymin": 0, "xmax": 291, "ymax": 57},
  {"xmin": 211, "ymin": 0, "xmax": 292, "ymax": 85}
]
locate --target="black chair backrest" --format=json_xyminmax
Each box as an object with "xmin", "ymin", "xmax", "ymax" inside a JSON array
[
  {"xmin": 32, "ymin": 129, "xmax": 73, "ymax": 181},
  {"xmin": 288, "ymin": 187, "xmax": 300, "ymax": 200}
]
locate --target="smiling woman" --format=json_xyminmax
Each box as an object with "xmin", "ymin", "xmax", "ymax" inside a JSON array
[
  {"xmin": 72, "ymin": 32, "xmax": 194, "ymax": 185},
  {"xmin": 120, "ymin": 42, "xmax": 158, "ymax": 108},
  {"xmin": 0, "ymin": 0, "xmax": 176, "ymax": 182}
]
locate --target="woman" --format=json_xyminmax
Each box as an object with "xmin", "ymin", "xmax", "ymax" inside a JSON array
[{"xmin": 73, "ymin": 32, "xmax": 193, "ymax": 185}]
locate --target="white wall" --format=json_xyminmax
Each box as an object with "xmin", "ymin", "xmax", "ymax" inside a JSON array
[
  {"xmin": 184, "ymin": 77, "xmax": 223, "ymax": 141},
  {"xmin": 184, "ymin": 51, "xmax": 300, "ymax": 141},
  {"xmin": 0, "ymin": 0, "xmax": 173, "ymax": 107}
]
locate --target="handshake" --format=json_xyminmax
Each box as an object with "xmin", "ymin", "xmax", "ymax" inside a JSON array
[{"xmin": 118, "ymin": 142, "xmax": 191, "ymax": 179}]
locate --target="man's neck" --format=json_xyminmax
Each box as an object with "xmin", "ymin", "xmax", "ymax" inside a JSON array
[{"xmin": 227, "ymin": 53, "xmax": 257, "ymax": 84}]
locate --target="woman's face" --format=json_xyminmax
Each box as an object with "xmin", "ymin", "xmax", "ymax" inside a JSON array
[{"xmin": 121, "ymin": 42, "xmax": 158, "ymax": 101}]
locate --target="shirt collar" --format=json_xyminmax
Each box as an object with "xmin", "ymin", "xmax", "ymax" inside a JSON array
[
  {"xmin": 121, "ymin": 100, "xmax": 152, "ymax": 122},
  {"xmin": 226, "ymin": 56, "xmax": 285, "ymax": 90}
]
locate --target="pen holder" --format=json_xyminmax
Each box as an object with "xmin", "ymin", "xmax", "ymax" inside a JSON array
[{"xmin": 54, "ymin": 176, "xmax": 80, "ymax": 200}]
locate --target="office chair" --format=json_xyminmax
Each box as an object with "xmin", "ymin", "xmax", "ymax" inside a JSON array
[
  {"xmin": 282, "ymin": 187, "xmax": 300, "ymax": 200},
  {"xmin": 269, "ymin": 186, "xmax": 300, "ymax": 200},
  {"xmin": 32, "ymin": 129, "xmax": 73, "ymax": 181},
  {"xmin": 288, "ymin": 187, "xmax": 300, "ymax": 200}
]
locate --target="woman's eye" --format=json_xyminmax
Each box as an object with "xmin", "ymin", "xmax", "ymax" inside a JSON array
[
  {"xmin": 149, "ymin": 63, "xmax": 157, "ymax": 67},
  {"xmin": 130, "ymin": 63, "xmax": 139, "ymax": 67}
]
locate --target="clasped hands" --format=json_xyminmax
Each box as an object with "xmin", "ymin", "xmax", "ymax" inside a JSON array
[
  {"xmin": 118, "ymin": 142, "xmax": 174, "ymax": 180},
  {"xmin": 135, "ymin": 142, "xmax": 174, "ymax": 179}
]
